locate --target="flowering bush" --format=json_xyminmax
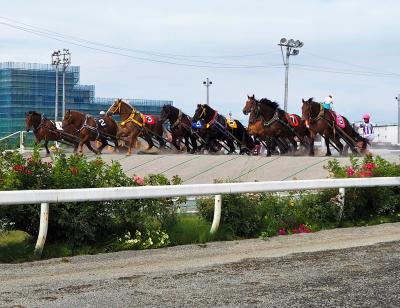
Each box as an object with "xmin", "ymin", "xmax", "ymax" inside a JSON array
[
  {"xmin": 118, "ymin": 229, "xmax": 170, "ymax": 250},
  {"xmin": 326, "ymin": 155, "xmax": 400, "ymax": 220},
  {"xmin": 0, "ymin": 148, "xmax": 181, "ymax": 248}
]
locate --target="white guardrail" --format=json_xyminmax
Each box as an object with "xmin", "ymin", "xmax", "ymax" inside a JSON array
[{"xmin": 1, "ymin": 177, "xmax": 399, "ymax": 258}]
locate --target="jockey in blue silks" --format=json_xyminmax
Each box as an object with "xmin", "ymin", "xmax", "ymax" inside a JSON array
[{"xmin": 323, "ymin": 95, "xmax": 333, "ymax": 110}]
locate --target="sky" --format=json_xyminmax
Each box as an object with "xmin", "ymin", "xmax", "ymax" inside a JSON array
[{"xmin": 1, "ymin": 0, "xmax": 400, "ymax": 124}]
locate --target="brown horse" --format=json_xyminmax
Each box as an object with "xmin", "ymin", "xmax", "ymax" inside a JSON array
[
  {"xmin": 301, "ymin": 98, "xmax": 368, "ymax": 156},
  {"xmin": 159, "ymin": 104, "xmax": 198, "ymax": 153},
  {"xmin": 62, "ymin": 110, "xmax": 119, "ymax": 154},
  {"xmin": 25, "ymin": 111, "xmax": 79, "ymax": 154},
  {"xmin": 108, "ymin": 99, "xmax": 166, "ymax": 155},
  {"xmin": 243, "ymin": 95, "xmax": 311, "ymax": 155}
]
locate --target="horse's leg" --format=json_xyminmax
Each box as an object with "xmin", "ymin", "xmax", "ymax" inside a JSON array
[
  {"xmin": 288, "ymin": 136, "xmax": 298, "ymax": 153},
  {"xmin": 190, "ymin": 134, "xmax": 197, "ymax": 153},
  {"xmin": 324, "ymin": 133, "xmax": 332, "ymax": 156},
  {"xmin": 308, "ymin": 132, "xmax": 315, "ymax": 156},
  {"xmin": 97, "ymin": 137, "xmax": 108, "ymax": 154},
  {"xmin": 44, "ymin": 139, "xmax": 50, "ymax": 155},
  {"xmin": 86, "ymin": 139, "xmax": 99, "ymax": 154}
]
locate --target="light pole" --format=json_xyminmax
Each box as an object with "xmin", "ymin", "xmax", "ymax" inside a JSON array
[
  {"xmin": 278, "ymin": 38, "xmax": 304, "ymax": 112},
  {"xmin": 396, "ymin": 95, "xmax": 400, "ymax": 144},
  {"xmin": 61, "ymin": 49, "xmax": 71, "ymax": 119},
  {"xmin": 51, "ymin": 50, "xmax": 61, "ymax": 122},
  {"xmin": 203, "ymin": 78, "xmax": 212, "ymax": 105}
]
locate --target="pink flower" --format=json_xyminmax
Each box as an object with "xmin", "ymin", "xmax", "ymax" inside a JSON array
[
  {"xmin": 278, "ymin": 229, "xmax": 286, "ymax": 235},
  {"xmin": 363, "ymin": 162, "xmax": 376, "ymax": 171},
  {"xmin": 346, "ymin": 167, "xmax": 355, "ymax": 177},
  {"xmin": 133, "ymin": 175, "xmax": 144, "ymax": 186}
]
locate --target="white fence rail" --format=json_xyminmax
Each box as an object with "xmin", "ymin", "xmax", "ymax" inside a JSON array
[{"xmin": 1, "ymin": 177, "xmax": 399, "ymax": 258}]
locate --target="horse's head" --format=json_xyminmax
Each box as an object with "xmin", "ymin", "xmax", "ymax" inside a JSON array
[
  {"xmin": 192, "ymin": 104, "xmax": 208, "ymax": 122},
  {"xmin": 159, "ymin": 104, "xmax": 172, "ymax": 123},
  {"xmin": 301, "ymin": 98, "xmax": 313, "ymax": 124},
  {"xmin": 25, "ymin": 111, "xmax": 41, "ymax": 132},
  {"xmin": 62, "ymin": 109, "xmax": 74, "ymax": 129},
  {"xmin": 25, "ymin": 111, "xmax": 33, "ymax": 132},
  {"xmin": 243, "ymin": 94, "xmax": 257, "ymax": 115},
  {"xmin": 109, "ymin": 98, "xmax": 123, "ymax": 115}
]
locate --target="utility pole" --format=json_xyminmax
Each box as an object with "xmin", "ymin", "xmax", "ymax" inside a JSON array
[
  {"xmin": 51, "ymin": 50, "xmax": 61, "ymax": 121},
  {"xmin": 203, "ymin": 78, "xmax": 212, "ymax": 105},
  {"xmin": 278, "ymin": 38, "xmax": 304, "ymax": 112},
  {"xmin": 61, "ymin": 49, "xmax": 71, "ymax": 119},
  {"xmin": 396, "ymin": 95, "xmax": 400, "ymax": 145}
]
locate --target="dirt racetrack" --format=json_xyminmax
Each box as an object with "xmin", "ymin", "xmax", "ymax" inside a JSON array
[{"xmin": 1, "ymin": 222, "xmax": 399, "ymax": 307}]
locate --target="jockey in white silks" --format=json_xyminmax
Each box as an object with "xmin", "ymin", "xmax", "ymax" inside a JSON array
[{"xmin": 359, "ymin": 113, "xmax": 374, "ymax": 143}]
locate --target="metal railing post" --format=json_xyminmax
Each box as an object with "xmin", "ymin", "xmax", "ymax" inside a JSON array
[
  {"xmin": 210, "ymin": 194, "xmax": 222, "ymax": 235},
  {"xmin": 338, "ymin": 188, "xmax": 345, "ymax": 220},
  {"xmin": 19, "ymin": 131, "xmax": 24, "ymax": 153},
  {"xmin": 34, "ymin": 202, "xmax": 49, "ymax": 258}
]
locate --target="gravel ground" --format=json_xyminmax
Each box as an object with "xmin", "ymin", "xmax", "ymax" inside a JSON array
[{"xmin": 1, "ymin": 222, "xmax": 400, "ymax": 307}]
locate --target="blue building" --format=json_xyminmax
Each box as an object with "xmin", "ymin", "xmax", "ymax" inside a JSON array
[{"xmin": 0, "ymin": 62, "xmax": 172, "ymax": 137}]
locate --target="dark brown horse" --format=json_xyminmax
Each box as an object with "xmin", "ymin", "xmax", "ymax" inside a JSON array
[
  {"xmin": 25, "ymin": 111, "xmax": 78, "ymax": 154},
  {"xmin": 192, "ymin": 104, "xmax": 254, "ymax": 154},
  {"xmin": 159, "ymin": 104, "xmax": 198, "ymax": 153},
  {"xmin": 301, "ymin": 98, "xmax": 368, "ymax": 156},
  {"xmin": 243, "ymin": 95, "xmax": 311, "ymax": 155},
  {"xmin": 62, "ymin": 110, "xmax": 119, "ymax": 154},
  {"xmin": 108, "ymin": 99, "xmax": 166, "ymax": 155}
]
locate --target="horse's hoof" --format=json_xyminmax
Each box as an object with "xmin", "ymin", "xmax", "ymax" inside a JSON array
[{"xmin": 325, "ymin": 153, "xmax": 332, "ymax": 157}]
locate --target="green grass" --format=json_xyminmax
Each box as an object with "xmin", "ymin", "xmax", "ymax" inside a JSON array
[
  {"xmin": 167, "ymin": 215, "xmax": 237, "ymax": 245},
  {"xmin": 0, "ymin": 230, "xmax": 35, "ymax": 263}
]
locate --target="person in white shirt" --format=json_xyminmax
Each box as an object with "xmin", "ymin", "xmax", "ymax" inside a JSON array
[{"xmin": 359, "ymin": 113, "xmax": 374, "ymax": 142}]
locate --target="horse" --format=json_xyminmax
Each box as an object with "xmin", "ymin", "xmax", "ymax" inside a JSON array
[
  {"xmin": 108, "ymin": 99, "xmax": 166, "ymax": 155},
  {"xmin": 25, "ymin": 111, "xmax": 79, "ymax": 154},
  {"xmin": 62, "ymin": 110, "xmax": 119, "ymax": 154},
  {"xmin": 243, "ymin": 95, "xmax": 311, "ymax": 155},
  {"xmin": 192, "ymin": 104, "xmax": 254, "ymax": 154},
  {"xmin": 159, "ymin": 104, "xmax": 198, "ymax": 153},
  {"xmin": 301, "ymin": 97, "xmax": 368, "ymax": 156}
]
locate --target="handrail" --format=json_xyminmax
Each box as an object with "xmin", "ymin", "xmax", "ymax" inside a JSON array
[
  {"xmin": 0, "ymin": 177, "xmax": 399, "ymax": 205},
  {"xmin": 0, "ymin": 131, "xmax": 21, "ymax": 142}
]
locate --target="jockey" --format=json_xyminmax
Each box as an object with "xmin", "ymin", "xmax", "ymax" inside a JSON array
[
  {"xmin": 359, "ymin": 113, "xmax": 374, "ymax": 142},
  {"xmin": 322, "ymin": 95, "xmax": 333, "ymax": 110}
]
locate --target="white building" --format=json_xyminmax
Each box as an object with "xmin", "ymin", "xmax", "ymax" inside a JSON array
[{"xmin": 373, "ymin": 125, "xmax": 399, "ymax": 145}]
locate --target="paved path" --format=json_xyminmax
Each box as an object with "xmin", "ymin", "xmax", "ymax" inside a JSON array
[{"xmin": 1, "ymin": 223, "xmax": 399, "ymax": 307}]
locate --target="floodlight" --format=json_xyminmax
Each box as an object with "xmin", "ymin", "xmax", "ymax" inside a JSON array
[
  {"xmin": 292, "ymin": 49, "xmax": 299, "ymax": 55},
  {"xmin": 280, "ymin": 38, "xmax": 287, "ymax": 44},
  {"xmin": 288, "ymin": 39, "xmax": 295, "ymax": 46},
  {"xmin": 298, "ymin": 41, "xmax": 304, "ymax": 48}
]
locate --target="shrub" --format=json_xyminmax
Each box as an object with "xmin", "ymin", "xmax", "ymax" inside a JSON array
[
  {"xmin": 0, "ymin": 148, "xmax": 180, "ymax": 249},
  {"xmin": 326, "ymin": 154, "xmax": 400, "ymax": 220}
]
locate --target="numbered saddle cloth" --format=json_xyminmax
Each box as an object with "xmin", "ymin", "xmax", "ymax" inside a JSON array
[
  {"xmin": 226, "ymin": 119, "xmax": 237, "ymax": 129},
  {"xmin": 335, "ymin": 114, "xmax": 346, "ymax": 128},
  {"xmin": 142, "ymin": 114, "xmax": 155, "ymax": 125},
  {"xmin": 192, "ymin": 121, "xmax": 203, "ymax": 129},
  {"xmin": 96, "ymin": 117, "xmax": 108, "ymax": 128},
  {"xmin": 286, "ymin": 114, "xmax": 300, "ymax": 127}
]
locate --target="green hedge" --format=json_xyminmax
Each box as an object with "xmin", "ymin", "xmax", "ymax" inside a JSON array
[{"xmin": 0, "ymin": 148, "xmax": 180, "ymax": 249}]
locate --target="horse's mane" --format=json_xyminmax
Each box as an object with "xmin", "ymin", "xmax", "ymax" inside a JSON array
[
  {"xmin": 258, "ymin": 98, "xmax": 283, "ymax": 112},
  {"xmin": 27, "ymin": 111, "xmax": 41, "ymax": 116}
]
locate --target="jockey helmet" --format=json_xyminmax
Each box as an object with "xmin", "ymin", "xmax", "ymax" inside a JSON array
[
  {"xmin": 99, "ymin": 111, "xmax": 106, "ymax": 115},
  {"xmin": 363, "ymin": 113, "xmax": 370, "ymax": 120}
]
